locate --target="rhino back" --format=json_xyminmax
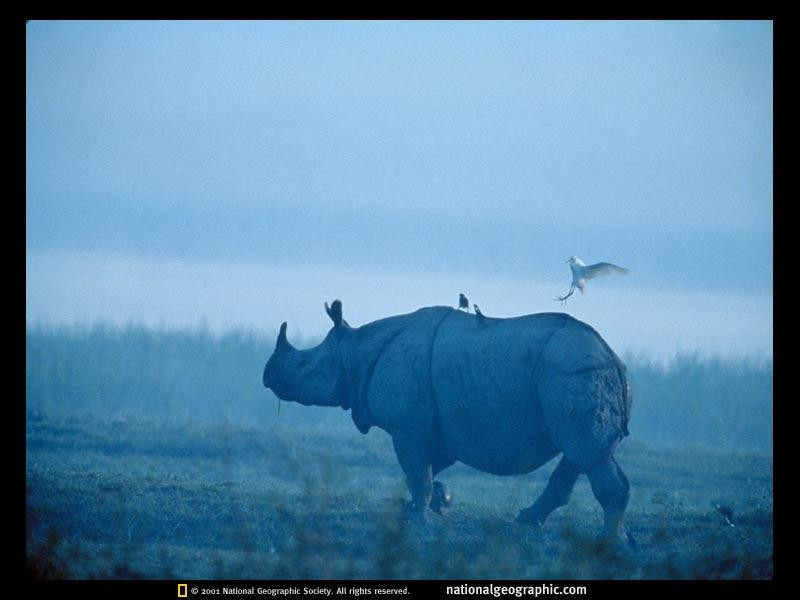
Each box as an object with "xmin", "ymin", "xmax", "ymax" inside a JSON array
[
  {"xmin": 430, "ymin": 311, "xmax": 568, "ymax": 475},
  {"xmin": 355, "ymin": 307, "xmax": 628, "ymax": 476}
]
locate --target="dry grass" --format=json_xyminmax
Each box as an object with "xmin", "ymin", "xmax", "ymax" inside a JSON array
[{"xmin": 26, "ymin": 417, "xmax": 772, "ymax": 579}]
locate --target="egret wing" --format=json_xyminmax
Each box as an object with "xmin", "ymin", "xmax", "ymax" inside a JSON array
[{"xmin": 582, "ymin": 262, "xmax": 628, "ymax": 280}]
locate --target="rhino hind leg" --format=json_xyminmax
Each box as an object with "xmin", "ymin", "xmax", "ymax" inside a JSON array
[
  {"xmin": 517, "ymin": 455, "xmax": 580, "ymax": 526},
  {"xmin": 587, "ymin": 454, "xmax": 630, "ymax": 541}
]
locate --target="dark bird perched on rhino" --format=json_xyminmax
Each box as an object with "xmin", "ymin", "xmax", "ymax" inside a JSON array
[
  {"xmin": 458, "ymin": 293, "xmax": 469, "ymax": 311},
  {"xmin": 263, "ymin": 301, "xmax": 633, "ymax": 541},
  {"xmin": 473, "ymin": 304, "xmax": 486, "ymax": 324}
]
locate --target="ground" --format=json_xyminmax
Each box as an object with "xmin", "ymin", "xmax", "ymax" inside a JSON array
[{"xmin": 26, "ymin": 416, "xmax": 773, "ymax": 580}]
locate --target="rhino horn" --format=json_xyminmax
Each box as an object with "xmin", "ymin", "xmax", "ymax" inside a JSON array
[{"xmin": 276, "ymin": 321, "xmax": 292, "ymax": 350}]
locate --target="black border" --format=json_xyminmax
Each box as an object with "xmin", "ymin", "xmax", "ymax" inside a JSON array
[{"xmin": 20, "ymin": 15, "xmax": 781, "ymax": 598}]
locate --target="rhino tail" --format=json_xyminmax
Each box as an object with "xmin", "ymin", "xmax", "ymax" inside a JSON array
[
  {"xmin": 612, "ymin": 355, "xmax": 632, "ymax": 438},
  {"xmin": 622, "ymin": 381, "xmax": 632, "ymax": 437}
]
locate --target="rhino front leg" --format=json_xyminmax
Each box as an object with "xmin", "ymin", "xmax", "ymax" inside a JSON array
[
  {"xmin": 587, "ymin": 454, "xmax": 630, "ymax": 541},
  {"xmin": 430, "ymin": 455, "xmax": 455, "ymax": 516},
  {"xmin": 517, "ymin": 455, "xmax": 580, "ymax": 526},
  {"xmin": 392, "ymin": 432, "xmax": 433, "ymax": 522}
]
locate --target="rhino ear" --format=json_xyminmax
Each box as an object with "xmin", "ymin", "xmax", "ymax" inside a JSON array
[{"xmin": 324, "ymin": 299, "xmax": 343, "ymax": 328}]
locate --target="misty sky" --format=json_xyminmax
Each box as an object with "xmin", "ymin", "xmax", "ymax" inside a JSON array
[{"xmin": 26, "ymin": 20, "xmax": 773, "ymax": 359}]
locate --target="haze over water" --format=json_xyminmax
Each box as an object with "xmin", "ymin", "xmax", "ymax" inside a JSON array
[{"xmin": 26, "ymin": 20, "xmax": 773, "ymax": 361}]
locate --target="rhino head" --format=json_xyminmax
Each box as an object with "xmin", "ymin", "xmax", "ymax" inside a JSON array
[{"xmin": 262, "ymin": 300, "xmax": 351, "ymax": 408}]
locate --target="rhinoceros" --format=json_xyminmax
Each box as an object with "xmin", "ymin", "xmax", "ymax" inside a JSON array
[{"xmin": 262, "ymin": 301, "xmax": 632, "ymax": 539}]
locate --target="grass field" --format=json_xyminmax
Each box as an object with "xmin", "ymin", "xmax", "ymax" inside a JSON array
[{"xmin": 25, "ymin": 325, "xmax": 773, "ymax": 579}]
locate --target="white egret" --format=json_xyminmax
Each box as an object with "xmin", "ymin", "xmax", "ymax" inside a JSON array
[{"xmin": 556, "ymin": 256, "xmax": 628, "ymax": 305}]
